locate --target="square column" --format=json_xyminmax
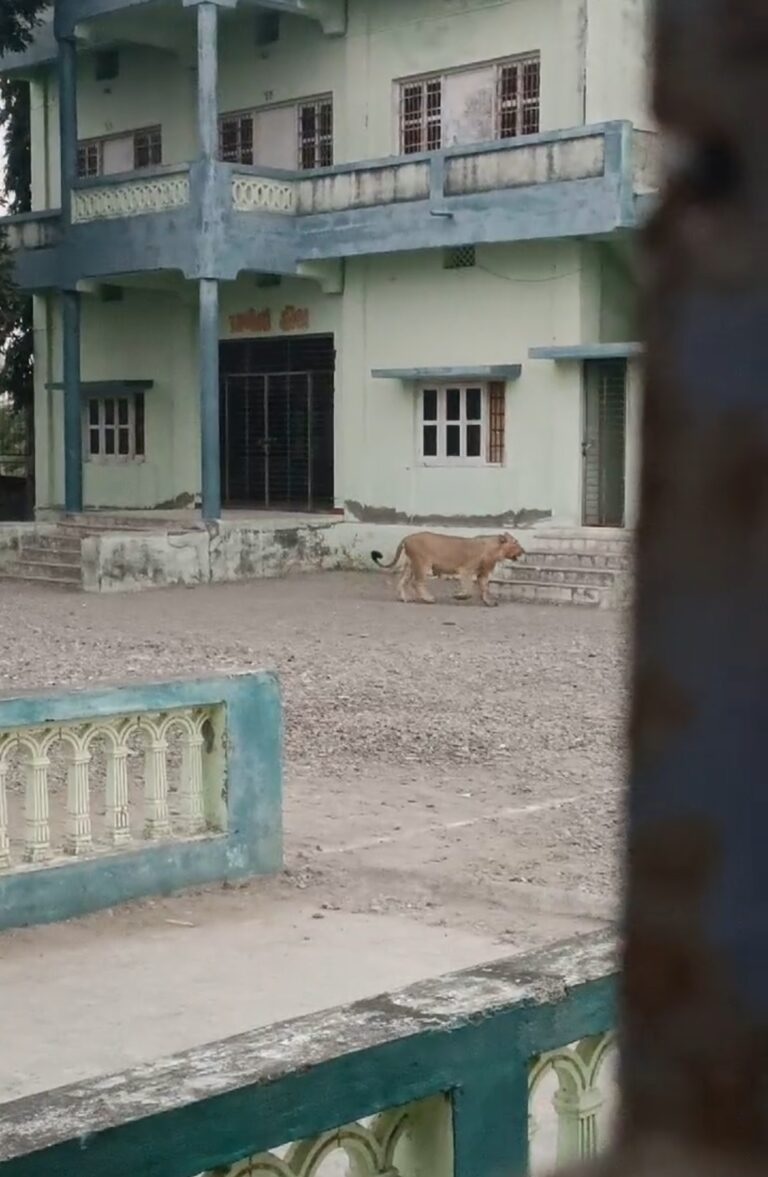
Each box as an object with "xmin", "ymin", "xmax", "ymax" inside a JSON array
[
  {"xmin": 199, "ymin": 279, "xmax": 221, "ymax": 521},
  {"xmin": 57, "ymin": 33, "xmax": 83, "ymax": 513}
]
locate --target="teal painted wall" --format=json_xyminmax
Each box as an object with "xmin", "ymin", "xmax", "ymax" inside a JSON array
[{"xmin": 0, "ymin": 672, "xmax": 283, "ymax": 930}]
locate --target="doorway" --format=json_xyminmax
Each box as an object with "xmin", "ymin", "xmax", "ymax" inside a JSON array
[
  {"xmin": 582, "ymin": 359, "xmax": 627, "ymax": 527},
  {"xmin": 219, "ymin": 334, "xmax": 335, "ymax": 511}
]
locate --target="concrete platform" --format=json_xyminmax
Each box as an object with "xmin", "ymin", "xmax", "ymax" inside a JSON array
[{"xmin": 0, "ymin": 895, "xmax": 505, "ymax": 1103}]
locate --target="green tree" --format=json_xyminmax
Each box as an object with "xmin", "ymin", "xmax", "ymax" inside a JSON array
[{"xmin": 1, "ymin": 2, "xmax": 44, "ymax": 509}]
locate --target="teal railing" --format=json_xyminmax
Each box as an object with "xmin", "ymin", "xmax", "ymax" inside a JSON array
[
  {"xmin": 0, "ymin": 933, "xmax": 616, "ymax": 1177},
  {"xmin": 0, "ymin": 671, "xmax": 282, "ymax": 929}
]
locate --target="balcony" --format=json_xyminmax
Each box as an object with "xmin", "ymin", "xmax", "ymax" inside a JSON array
[{"xmin": 1, "ymin": 123, "xmax": 659, "ymax": 289}]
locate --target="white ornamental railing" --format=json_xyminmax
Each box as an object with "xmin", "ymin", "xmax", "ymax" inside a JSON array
[
  {"xmin": 0, "ymin": 707, "xmax": 215, "ymax": 870},
  {"xmin": 71, "ymin": 170, "xmax": 191, "ymax": 223},
  {"xmin": 231, "ymin": 174, "xmax": 297, "ymax": 214},
  {"xmin": 205, "ymin": 1032, "xmax": 617, "ymax": 1177}
]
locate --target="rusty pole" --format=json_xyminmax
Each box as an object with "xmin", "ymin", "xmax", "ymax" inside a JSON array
[{"xmin": 591, "ymin": 1, "xmax": 768, "ymax": 1174}]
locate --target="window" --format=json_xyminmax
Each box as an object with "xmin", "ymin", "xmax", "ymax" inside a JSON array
[
  {"xmin": 85, "ymin": 395, "xmax": 145, "ymax": 462},
  {"xmin": 76, "ymin": 128, "xmax": 162, "ymax": 179},
  {"xmin": 298, "ymin": 98, "xmax": 334, "ymax": 169},
  {"xmin": 94, "ymin": 50, "xmax": 119, "ymax": 81},
  {"xmin": 497, "ymin": 55, "xmax": 540, "ymax": 138},
  {"xmin": 77, "ymin": 141, "xmax": 101, "ymax": 178},
  {"xmin": 444, "ymin": 245, "xmax": 476, "ymax": 270},
  {"xmin": 219, "ymin": 114, "xmax": 254, "ymax": 165},
  {"xmin": 420, "ymin": 384, "xmax": 505, "ymax": 465},
  {"xmin": 133, "ymin": 126, "xmax": 162, "ymax": 169},
  {"xmin": 400, "ymin": 78, "xmax": 442, "ymax": 154}
]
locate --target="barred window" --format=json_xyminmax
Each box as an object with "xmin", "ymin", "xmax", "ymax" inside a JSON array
[
  {"xmin": 497, "ymin": 55, "xmax": 541, "ymax": 139},
  {"xmin": 77, "ymin": 142, "xmax": 101, "ymax": 178},
  {"xmin": 420, "ymin": 384, "xmax": 505, "ymax": 465},
  {"xmin": 400, "ymin": 78, "xmax": 442, "ymax": 154},
  {"xmin": 85, "ymin": 395, "xmax": 145, "ymax": 462},
  {"xmin": 219, "ymin": 114, "xmax": 255, "ymax": 165},
  {"xmin": 298, "ymin": 99, "xmax": 334, "ymax": 169},
  {"xmin": 133, "ymin": 126, "xmax": 163, "ymax": 169}
]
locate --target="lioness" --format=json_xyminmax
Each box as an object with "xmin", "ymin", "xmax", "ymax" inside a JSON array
[{"xmin": 372, "ymin": 531, "xmax": 524, "ymax": 606}]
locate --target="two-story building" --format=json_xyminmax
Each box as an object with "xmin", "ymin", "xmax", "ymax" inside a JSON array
[{"xmin": 1, "ymin": 0, "xmax": 656, "ymax": 539}]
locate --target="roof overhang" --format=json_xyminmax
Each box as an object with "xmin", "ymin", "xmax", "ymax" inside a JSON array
[
  {"xmin": 528, "ymin": 343, "xmax": 643, "ymax": 361},
  {"xmin": 371, "ymin": 365, "xmax": 522, "ymax": 382},
  {"xmin": 47, "ymin": 380, "xmax": 154, "ymax": 398}
]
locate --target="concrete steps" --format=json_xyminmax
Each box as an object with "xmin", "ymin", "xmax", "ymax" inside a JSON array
[{"xmin": 494, "ymin": 528, "xmax": 633, "ymax": 609}]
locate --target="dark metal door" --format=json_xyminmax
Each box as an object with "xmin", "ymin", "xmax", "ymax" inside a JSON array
[
  {"xmin": 219, "ymin": 335, "xmax": 335, "ymax": 511},
  {"xmin": 582, "ymin": 359, "xmax": 627, "ymax": 527}
]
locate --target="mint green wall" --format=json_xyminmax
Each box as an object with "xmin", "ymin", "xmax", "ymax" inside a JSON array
[
  {"xmin": 34, "ymin": 288, "xmax": 199, "ymax": 510},
  {"xmin": 34, "ymin": 239, "xmax": 637, "ymax": 523}
]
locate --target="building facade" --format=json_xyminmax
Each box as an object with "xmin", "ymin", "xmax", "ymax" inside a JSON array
[{"xmin": 1, "ymin": 0, "xmax": 656, "ymax": 530}]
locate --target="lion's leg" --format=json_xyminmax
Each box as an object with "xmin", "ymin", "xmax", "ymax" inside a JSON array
[
  {"xmin": 477, "ymin": 572, "xmax": 497, "ymax": 607},
  {"xmin": 454, "ymin": 566, "xmax": 474, "ymax": 601},
  {"xmin": 412, "ymin": 559, "xmax": 436, "ymax": 604},
  {"xmin": 397, "ymin": 561, "xmax": 414, "ymax": 602}
]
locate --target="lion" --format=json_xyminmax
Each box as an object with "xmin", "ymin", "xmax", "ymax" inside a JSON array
[{"xmin": 371, "ymin": 531, "xmax": 524, "ymax": 607}]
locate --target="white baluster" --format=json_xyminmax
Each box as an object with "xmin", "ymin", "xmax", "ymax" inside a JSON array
[
  {"xmin": 553, "ymin": 1083, "xmax": 604, "ymax": 1163},
  {"xmin": 0, "ymin": 755, "xmax": 10, "ymax": 869},
  {"xmin": 179, "ymin": 724, "xmax": 206, "ymax": 836},
  {"xmin": 105, "ymin": 740, "xmax": 131, "ymax": 847},
  {"xmin": 23, "ymin": 747, "xmax": 51, "ymax": 863},
  {"xmin": 144, "ymin": 729, "xmax": 171, "ymax": 839},
  {"xmin": 64, "ymin": 740, "xmax": 92, "ymax": 855}
]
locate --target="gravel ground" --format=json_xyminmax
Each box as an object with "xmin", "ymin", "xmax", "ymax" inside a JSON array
[{"xmin": 0, "ymin": 572, "xmax": 629, "ymax": 941}]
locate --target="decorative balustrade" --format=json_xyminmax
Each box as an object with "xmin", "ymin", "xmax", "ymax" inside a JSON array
[
  {"xmin": 71, "ymin": 168, "xmax": 191, "ymax": 223},
  {"xmin": 0, "ymin": 933, "xmax": 616, "ymax": 1177},
  {"xmin": 232, "ymin": 173, "xmax": 297, "ymax": 214},
  {"xmin": 0, "ymin": 672, "xmax": 282, "ymax": 929},
  {"xmin": 0, "ymin": 708, "xmax": 213, "ymax": 869},
  {"xmin": 0, "ymin": 210, "xmax": 61, "ymax": 251}
]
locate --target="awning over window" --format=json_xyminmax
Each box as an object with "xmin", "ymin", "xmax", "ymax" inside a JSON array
[
  {"xmin": 371, "ymin": 365, "xmax": 522, "ymax": 381},
  {"xmin": 47, "ymin": 380, "xmax": 154, "ymax": 399},
  {"xmin": 528, "ymin": 343, "xmax": 642, "ymax": 361}
]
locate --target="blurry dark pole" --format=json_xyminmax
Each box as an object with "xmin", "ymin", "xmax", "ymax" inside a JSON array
[{"xmin": 592, "ymin": 0, "xmax": 768, "ymax": 1174}]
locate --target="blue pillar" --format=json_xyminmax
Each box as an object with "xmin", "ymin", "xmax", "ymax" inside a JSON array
[
  {"xmin": 62, "ymin": 290, "xmax": 83, "ymax": 515},
  {"xmin": 58, "ymin": 33, "xmax": 82, "ymax": 513},
  {"xmin": 57, "ymin": 34, "xmax": 78, "ymax": 225},
  {"xmin": 199, "ymin": 279, "xmax": 221, "ymax": 521}
]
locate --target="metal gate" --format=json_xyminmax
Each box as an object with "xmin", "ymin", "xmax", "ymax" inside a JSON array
[
  {"xmin": 219, "ymin": 336, "xmax": 334, "ymax": 511},
  {"xmin": 582, "ymin": 359, "xmax": 627, "ymax": 527}
]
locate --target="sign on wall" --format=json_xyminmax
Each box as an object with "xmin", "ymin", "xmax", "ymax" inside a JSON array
[{"xmin": 228, "ymin": 306, "xmax": 310, "ymax": 335}]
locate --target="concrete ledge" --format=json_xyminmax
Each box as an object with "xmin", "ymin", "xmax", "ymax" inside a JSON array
[{"xmin": 0, "ymin": 931, "xmax": 616, "ymax": 1176}]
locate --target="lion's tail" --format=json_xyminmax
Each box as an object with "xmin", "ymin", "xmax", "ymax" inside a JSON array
[{"xmin": 371, "ymin": 540, "xmax": 406, "ymax": 570}]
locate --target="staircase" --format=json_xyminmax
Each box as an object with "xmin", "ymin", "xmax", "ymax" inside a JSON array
[
  {"xmin": 494, "ymin": 528, "xmax": 633, "ymax": 608},
  {"xmin": 1, "ymin": 514, "xmax": 201, "ymax": 590}
]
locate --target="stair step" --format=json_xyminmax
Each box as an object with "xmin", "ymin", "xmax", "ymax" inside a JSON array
[
  {"xmin": 0, "ymin": 570, "xmax": 81, "ymax": 589},
  {"xmin": 12, "ymin": 559, "xmax": 81, "ymax": 581},
  {"xmin": 497, "ymin": 565, "xmax": 618, "ymax": 587},
  {"xmin": 496, "ymin": 580, "xmax": 611, "ymax": 607},
  {"xmin": 527, "ymin": 551, "xmax": 630, "ymax": 571},
  {"xmin": 19, "ymin": 545, "xmax": 81, "ymax": 565}
]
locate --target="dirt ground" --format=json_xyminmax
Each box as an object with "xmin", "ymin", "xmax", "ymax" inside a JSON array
[{"xmin": 0, "ymin": 571, "xmax": 627, "ymax": 943}]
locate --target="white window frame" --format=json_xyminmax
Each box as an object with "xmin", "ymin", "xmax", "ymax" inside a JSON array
[
  {"xmin": 418, "ymin": 384, "xmax": 496, "ymax": 468},
  {"xmin": 297, "ymin": 96, "xmax": 334, "ymax": 169},
  {"xmin": 83, "ymin": 394, "xmax": 146, "ymax": 465},
  {"xmin": 396, "ymin": 52, "xmax": 541, "ymax": 155}
]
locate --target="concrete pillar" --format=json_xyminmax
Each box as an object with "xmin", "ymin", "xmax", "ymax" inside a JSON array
[
  {"xmin": 199, "ymin": 279, "xmax": 221, "ymax": 521},
  {"xmin": 61, "ymin": 290, "xmax": 83, "ymax": 515},
  {"xmin": 57, "ymin": 33, "xmax": 82, "ymax": 514},
  {"xmin": 196, "ymin": 2, "xmax": 218, "ymax": 161},
  {"xmin": 195, "ymin": 3, "xmax": 221, "ymax": 521},
  {"xmin": 57, "ymin": 35, "xmax": 77, "ymax": 226}
]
